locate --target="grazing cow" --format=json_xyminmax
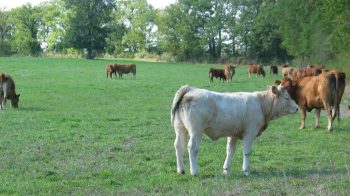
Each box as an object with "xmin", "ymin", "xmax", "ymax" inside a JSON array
[
  {"xmin": 209, "ymin": 65, "xmax": 232, "ymax": 83},
  {"xmin": 276, "ymin": 72, "xmax": 341, "ymax": 131},
  {"xmin": 115, "ymin": 64, "xmax": 136, "ymax": 79},
  {"xmin": 106, "ymin": 64, "xmax": 117, "ymax": 78},
  {"xmin": 270, "ymin": 65, "xmax": 278, "ymax": 75},
  {"xmin": 247, "ymin": 64, "xmax": 265, "ymax": 78},
  {"xmin": 171, "ymin": 85, "xmax": 298, "ymax": 176},
  {"xmin": 0, "ymin": 73, "xmax": 20, "ymax": 109}
]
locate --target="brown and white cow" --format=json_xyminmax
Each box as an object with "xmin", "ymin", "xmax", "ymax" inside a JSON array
[
  {"xmin": 247, "ymin": 64, "xmax": 265, "ymax": 78},
  {"xmin": 0, "ymin": 73, "xmax": 20, "ymax": 109},
  {"xmin": 282, "ymin": 67, "xmax": 293, "ymax": 77},
  {"xmin": 115, "ymin": 64, "xmax": 136, "ymax": 79},
  {"xmin": 171, "ymin": 85, "xmax": 298, "ymax": 176},
  {"xmin": 275, "ymin": 72, "xmax": 344, "ymax": 131},
  {"xmin": 106, "ymin": 64, "xmax": 117, "ymax": 79},
  {"xmin": 225, "ymin": 64, "xmax": 236, "ymax": 81}
]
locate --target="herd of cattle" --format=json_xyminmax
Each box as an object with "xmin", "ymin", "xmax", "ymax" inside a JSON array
[
  {"xmin": 172, "ymin": 63, "xmax": 347, "ymax": 176},
  {"xmin": 0, "ymin": 61, "xmax": 347, "ymax": 177}
]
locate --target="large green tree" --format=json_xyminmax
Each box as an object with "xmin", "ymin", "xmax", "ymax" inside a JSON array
[
  {"xmin": 64, "ymin": 0, "xmax": 114, "ymax": 59},
  {"xmin": 37, "ymin": 0, "xmax": 67, "ymax": 53},
  {"xmin": 0, "ymin": 8, "xmax": 11, "ymax": 56},
  {"xmin": 114, "ymin": 0, "xmax": 155, "ymax": 54},
  {"xmin": 9, "ymin": 4, "xmax": 41, "ymax": 56}
]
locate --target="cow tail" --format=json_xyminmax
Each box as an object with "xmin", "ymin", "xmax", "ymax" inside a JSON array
[{"xmin": 171, "ymin": 85, "xmax": 192, "ymax": 127}]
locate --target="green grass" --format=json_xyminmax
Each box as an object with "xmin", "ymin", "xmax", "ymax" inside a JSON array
[{"xmin": 0, "ymin": 57, "xmax": 349, "ymax": 195}]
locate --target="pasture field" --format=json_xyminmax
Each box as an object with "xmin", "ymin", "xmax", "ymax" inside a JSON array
[{"xmin": 0, "ymin": 57, "xmax": 349, "ymax": 195}]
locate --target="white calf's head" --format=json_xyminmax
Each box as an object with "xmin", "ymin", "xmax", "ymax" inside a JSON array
[{"xmin": 270, "ymin": 85, "xmax": 298, "ymax": 119}]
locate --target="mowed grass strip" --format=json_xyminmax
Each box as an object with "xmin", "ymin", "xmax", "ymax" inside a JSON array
[{"xmin": 0, "ymin": 57, "xmax": 349, "ymax": 195}]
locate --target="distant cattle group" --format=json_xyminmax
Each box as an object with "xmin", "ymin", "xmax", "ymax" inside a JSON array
[
  {"xmin": 209, "ymin": 64, "xmax": 235, "ymax": 83},
  {"xmin": 106, "ymin": 63, "xmax": 136, "ymax": 79}
]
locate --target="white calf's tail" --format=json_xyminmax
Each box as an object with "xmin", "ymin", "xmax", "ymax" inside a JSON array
[{"xmin": 171, "ymin": 85, "xmax": 192, "ymax": 127}]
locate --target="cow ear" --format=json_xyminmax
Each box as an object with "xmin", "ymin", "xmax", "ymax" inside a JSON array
[
  {"xmin": 275, "ymin": 80, "xmax": 281, "ymax": 85},
  {"xmin": 271, "ymin": 86, "xmax": 278, "ymax": 95}
]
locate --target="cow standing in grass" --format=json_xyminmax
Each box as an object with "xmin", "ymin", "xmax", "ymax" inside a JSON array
[
  {"xmin": 225, "ymin": 64, "xmax": 236, "ymax": 81},
  {"xmin": 0, "ymin": 73, "xmax": 20, "ymax": 109},
  {"xmin": 106, "ymin": 64, "xmax": 117, "ymax": 78},
  {"xmin": 209, "ymin": 65, "xmax": 232, "ymax": 83},
  {"xmin": 270, "ymin": 65, "xmax": 278, "ymax": 75},
  {"xmin": 276, "ymin": 71, "xmax": 345, "ymax": 131},
  {"xmin": 115, "ymin": 64, "xmax": 136, "ymax": 79},
  {"xmin": 170, "ymin": 85, "xmax": 298, "ymax": 176},
  {"xmin": 247, "ymin": 64, "xmax": 265, "ymax": 78}
]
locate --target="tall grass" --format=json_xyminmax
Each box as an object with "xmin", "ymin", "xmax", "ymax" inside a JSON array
[{"xmin": 0, "ymin": 57, "xmax": 349, "ymax": 195}]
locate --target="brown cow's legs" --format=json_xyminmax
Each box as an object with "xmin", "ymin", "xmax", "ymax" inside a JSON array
[
  {"xmin": 300, "ymin": 108, "xmax": 306, "ymax": 129},
  {"xmin": 326, "ymin": 110, "xmax": 333, "ymax": 131},
  {"xmin": 315, "ymin": 109, "xmax": 321, "ymax": 128}
]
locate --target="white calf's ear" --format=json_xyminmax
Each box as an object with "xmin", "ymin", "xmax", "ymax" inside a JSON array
[{"xmin": 271, "ymin": 86, "xmax": 278, "ymax": 95}]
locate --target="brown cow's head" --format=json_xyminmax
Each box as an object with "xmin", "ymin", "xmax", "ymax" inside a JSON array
[
  {"xmin": 275, "ymin": 77, "xmax": 298, "ymax": 100},
  {"xmin": 11, "ymin": 94, "xmax": 20, "ymax": 108}
]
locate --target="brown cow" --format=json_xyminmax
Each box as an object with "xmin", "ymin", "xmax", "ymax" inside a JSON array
[
  {"xmin": 270, "ymin": 65, "xmax": 278, "ymax": 75},
  {"xmin": 106, "ymin": 64, "xmax": 117, "ymax": 78},
  {"xmin": 290, "ymin": 68, "xmax": 305, "ymax": 81},
  {"xmin": 0, "ymin": 73, "xmax": 20, "ymax": 109},
  {"xmin": 209, "ymin": 66, "xmax": 232, "ymax": 83},
  {"xmin": 115, "ymin": 64, "xmax": 136, "ymax": 79},
  {"xmin": 328, "ymin": 70, "xmax": 346, "ymax": 122},
  {"xmin": 304, "ymin": 65, "xmax": 324, "ymax": 77},
  {"xmin": 275, "ymin": 72, "xmax": 340, "ymax": 131},
  {"xmin": 224, "ymin": 64, "xmax": 235, "ymax": 81},
  {"xmin": 282, "ymin": 67, "xmax": 293, "ymax": 77},
  {"xmin": 247, "ymin": 64, "xmax": 265, "ymax": 78}
]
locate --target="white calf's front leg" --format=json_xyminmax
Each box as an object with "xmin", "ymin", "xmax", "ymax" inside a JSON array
[
  {"xmin": 188, "ymin": 132, "xmax": 202, "ymax": 176},
  {"xmin": 223, "ymin": 137, "xmax": 238, "ymax": 176},
  {"xmin": 242, "ymin": 133, "xmax": 256, "ymax": 176},
  {"xmin": 174, "ymin": 126, "xmax": 187, "ymax": 174}
]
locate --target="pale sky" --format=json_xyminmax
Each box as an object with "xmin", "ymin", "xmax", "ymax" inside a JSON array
[{"xmin": 1, "ymin": 0, "xmax": 176, "ymax": 10}]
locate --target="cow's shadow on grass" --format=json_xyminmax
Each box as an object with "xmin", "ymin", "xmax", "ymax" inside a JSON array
[
  {"xmin": 198, "ymin": 166, "xmax": 349, "ymax": 180},
  {"xmin": 211, "ymin": 167, "xmax": 349, "ymax": 180}
]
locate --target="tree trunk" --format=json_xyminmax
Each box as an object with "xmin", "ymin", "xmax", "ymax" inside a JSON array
[{"xmin": 85, "ymin": 48, "xmax": 93, "ymax": 59}]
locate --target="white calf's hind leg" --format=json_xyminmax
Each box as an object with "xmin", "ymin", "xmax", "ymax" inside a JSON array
[
  {"xmin": 223, "ymin": 137, "xmax": 238, "ymax": 176},
  {"xmin": 174, "ymin": 126, "xmax": 187, "ymax": 174},
  {"xmin": 188, "ymin": 131, "xmax": 203, "ymax": 176}
]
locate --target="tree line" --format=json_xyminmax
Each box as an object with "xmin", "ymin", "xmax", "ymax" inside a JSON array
[{"xmin": 0, "ymin": 0, "xmax": 349, "ymax": 65}]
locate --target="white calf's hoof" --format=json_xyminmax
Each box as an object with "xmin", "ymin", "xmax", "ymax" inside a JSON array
[{"xmin": 223, "ymin": 169, "xmax": 230, "ymax": 176}]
